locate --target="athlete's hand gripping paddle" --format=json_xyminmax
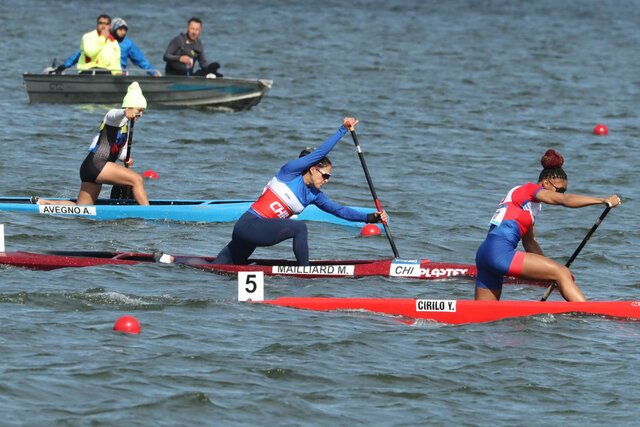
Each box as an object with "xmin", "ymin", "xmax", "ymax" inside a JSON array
[
  {"xmin": 540, "ymin": 205, "xmax": 612, "ymax": 301},
  {"xmin": 348, "ymin": 124, "xmax": 400, "ymax": 258},
  {"xmin": 110, "ymin": 118, "xmax": 135, "ymax": 200}
]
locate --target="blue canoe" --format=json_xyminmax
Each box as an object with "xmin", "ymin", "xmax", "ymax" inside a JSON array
[{"xmin": 0, "ymin": 197, "xmax": 377, "ymax": 227}]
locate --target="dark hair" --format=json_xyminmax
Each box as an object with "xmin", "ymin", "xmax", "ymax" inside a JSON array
[
  {"xmin": 299, "ymin": 148, "xmax": 313, "ymax": 157},
  {"xmin": 299, "ymin": 147, "xmax": 332, "ymax": 170},
  {"xmin": 538, "ymin": 149, "xmax": 567, "ymax": 181},
  {"xmin": 97, "ymin": 14, "xmax": 111, "ymax": 23},
  {"xmin": 188, "ymin": 17, "xmax": 202, "ymax": 25},
  {"xmin": 315, "ymin": 157, "xmax": 332, "ymax": 168}
]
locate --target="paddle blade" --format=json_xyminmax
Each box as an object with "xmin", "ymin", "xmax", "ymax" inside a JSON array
[{"xmin": 110, "ymin": 185, "xmax": 133, "ymax": 200}]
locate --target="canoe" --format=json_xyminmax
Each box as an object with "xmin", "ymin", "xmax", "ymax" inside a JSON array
[
  {"xmin": 0, "ymin": 250, "xmax": 160, "ymax": 270},
  {"xmin": 0, "ymin": 250, "xmax": 545, "ymax": 286},
  {"xmin": 0, "ymin": 250, "xmax": 473, "ymax": 280},
  {"xmin": 195, "ymin": 257, "xmax": 477, "ymax": 280},
  {"xmin": 22, "ymin": 72, "xmax": 273, "ymax": 111},
  {"xmin": 0, "ymin": 197, "xmax": 375, "ymax": 226},
  {"xmin": 260, "ymin": 297, "xmax": 640, "ymax": 324}
]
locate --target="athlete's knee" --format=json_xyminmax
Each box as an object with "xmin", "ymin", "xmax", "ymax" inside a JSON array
[
  {"xmin": 557, "ymin": 265, "xmax": 574, "ymax": 283},
  {"xmin": 131, "ymin": 172, "xmax": 144, "ymax": 187},
  {"xmin": 548, "ymin": 263, "xmax": 573, "ymax": 283},
  {"xmin": 293, "ymin": 221, "xmax": 308, "ymax": 235}
]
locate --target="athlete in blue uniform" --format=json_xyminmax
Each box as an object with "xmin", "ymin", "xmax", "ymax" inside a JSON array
[
  {"xmin": 213, "ymin": 117, "xmax": 388, "ymax": 265},
  {"xmin": 475, "ymin": 149, "xmax": 621, "ymax": 302}
]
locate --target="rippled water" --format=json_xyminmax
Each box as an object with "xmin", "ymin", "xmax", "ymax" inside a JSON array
[{"xmin": 1, "ymin": 0, "xmax": 640, "ymax": 425}]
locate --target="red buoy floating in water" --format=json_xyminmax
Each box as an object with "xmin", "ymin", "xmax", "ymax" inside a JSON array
[
  {"xmin": 360, "ymin": 224, "xmax": 381, "ymax": 236},
  {"xmin": 593, "ymin": 124, "xmax": 608, "ymax": 136},
  {"xmin": 142, "ymin": 169, "xmax": 159, "ymax": 179},
  {"xmin": 113, "ymin": 315, "xmax": 141, "ymax": 335}
]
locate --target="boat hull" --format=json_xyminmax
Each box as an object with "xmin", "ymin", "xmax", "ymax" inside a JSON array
[
  {"xmin": 261, "ymin": 297, "xmax": 640, "ymax": 324},
  {"xmin": 195, "ymin": 258, "xmax": 475, "ymax": 280},
  {"xmin": 0, "ymin": 251, "xmax": 472, "ymax": 280},
  {"xmin": 0, "ymin": 250, "xmax": 545, "ymax": 286},
  {"xmin": 0, "ymin": 197, "xmax": 375, "ymax": 226},
  {"xmin": 23, "ymin": 73, "xmax": 273, "ymax": 110}
]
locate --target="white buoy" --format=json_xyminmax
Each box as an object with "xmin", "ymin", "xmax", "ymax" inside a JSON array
[{"xmin": 0, "ymin": 224, "xmax": 4, "ymax": 252}]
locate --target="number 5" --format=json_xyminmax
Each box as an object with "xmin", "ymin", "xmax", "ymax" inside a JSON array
[
  {"xmin": 245, "ymin": 274, "xmax": 258, "ymax": 293},
  {"xmin": 238, "ymin": 271, "xmax": 264, "ymax": 302}
]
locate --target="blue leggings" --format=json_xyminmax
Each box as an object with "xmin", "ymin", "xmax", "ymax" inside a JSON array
[
  {"xmin": 475, "ymin": 233, "xmax": 522, "ymax": 291},
  {"xmin": 213, "ymin": 212, "xmax": 309, "ymax": 265}
]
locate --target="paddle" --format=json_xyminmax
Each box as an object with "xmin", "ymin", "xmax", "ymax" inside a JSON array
[
  {"xmin": 540, "ymin": 205, "xmax": 612, "ymax": 301},
  {"xmin": 348, "ymin": 127, "xmax": 400, "ymax": 258},
  {"xmin": 110, "ymin": 118, "xmax": 136, "ymax": 200}
]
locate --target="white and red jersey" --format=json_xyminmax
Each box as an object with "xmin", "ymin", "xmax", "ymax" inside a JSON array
[
  {"xmin": 251, "ymin": 177, "xmax": 305, "ymax": 219},
  {"xmin": 488, "ymin": 182, "xmax": 543, "ymax": 244}
]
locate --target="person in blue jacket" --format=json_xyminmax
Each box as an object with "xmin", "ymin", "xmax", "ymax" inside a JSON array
[
  {"xmin": 212, "ymin": 117, "xmax": 388, "ymax": 266},
  {"xmin": 152, "ymin": 117, "xmax": 388, "ymax": 266},
  {"xmin": 52, "ymin": 18, "xmax": 161, "ymax": 76}
]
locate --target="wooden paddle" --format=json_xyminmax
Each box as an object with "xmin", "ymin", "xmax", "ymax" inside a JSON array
[
  {"xmin": 540, "ymin": 205, "xmax": 612, "ymax": 301},
  {"xmin": 348, "ymin": 127, "xmax": 400, "ymax": 258},
  {"xmin": 110, "ymin": 118, "xmax": 136, "ymax": 200}
]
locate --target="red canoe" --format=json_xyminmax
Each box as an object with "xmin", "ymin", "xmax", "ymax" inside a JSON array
[
  {"xmin": 260, "ymin": 297, "xmax": 640, "ymax": 324},
  {"xmin": 0, "ymin": 250, "xmax": 473, "ymax": 279},
  {"xmin": 0, "ymin": 250, "xmax": 546, "ymax": 285},
  {"xmin": 0, "ymin": 250, "xmax": 170, "ymax": 270}
]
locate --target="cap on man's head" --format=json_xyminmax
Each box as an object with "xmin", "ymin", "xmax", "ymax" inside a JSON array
[
  {"xmin": 122, "ymin": 82, "xmax": 147, "ymax": 109},
  {"xmin": 111, "ymin": 17, "xmax": 128, "ymax": 32}
]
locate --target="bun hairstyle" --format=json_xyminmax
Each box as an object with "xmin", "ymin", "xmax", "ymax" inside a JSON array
[
  {"xmin": 540, "ymin": 149, "xmax": 564, "ymax": 169},
  {"xmin": 538, "ymin": 149, "xmax": 567, "ymax": 181},
  {"xmin": 299, "ymin": 147, "xmax": 314, "ymax": 158},
  {"xmin": 299, "ymin": 146, "xmax": 332, "ymax": 169}
]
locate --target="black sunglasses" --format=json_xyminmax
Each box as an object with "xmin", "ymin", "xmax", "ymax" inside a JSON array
[
  {"xmin": 548, "ymin": 180, "xmax": 566, "ymax": 193},
  {"xmin": 316, "ymin": 167, "xmax": 331, "ymax": 180}
]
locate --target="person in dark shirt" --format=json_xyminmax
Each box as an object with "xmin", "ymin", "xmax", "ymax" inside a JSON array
[{"xmin": 163, "ymin": 17, "xmax": 223, "ymax": 77}]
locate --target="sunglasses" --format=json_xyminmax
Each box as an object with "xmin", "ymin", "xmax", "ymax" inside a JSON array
[
  {"xmin": 316, "ymin": 167, "xmax": 331, "ymax": 180},
  {"xmin": 548, "ymin": 180, "xmax": 566, "ymax": 193},
  {"xmin": 98, "ymin": 21, "xmax": 111, "ymax": 25}
]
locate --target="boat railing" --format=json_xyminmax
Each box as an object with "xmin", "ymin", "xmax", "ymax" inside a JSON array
[{"xmin": 42, "ymin": 66, "xmax": 162, "ymax": 77}]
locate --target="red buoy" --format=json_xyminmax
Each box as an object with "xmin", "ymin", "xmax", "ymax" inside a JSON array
[
  {"xmin": 360, "ymin": 224, "xmax": 381, "ymax": 236},
  {"xmin": 142, "ymin": 169, "xmax": 159, "ymax": 179},
  {"xmin": 113, "ymin": 315, "xmax": 141, "ymax": 335},
  {"xmin": 593, "ymin": 124, "xmax": 608, "ymax": 136}
]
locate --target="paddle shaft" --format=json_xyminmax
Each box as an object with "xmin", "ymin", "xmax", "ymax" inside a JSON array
[
  {"xmin": 110, "ymin": 118, "xmax": 135, "ymax": 200},
  {"xmin": 540, "ymin": 205, "xmax": 612, "ymax": 301},
  {"xmin": 349, "ymin": 129, "xmax": 400, "ymax": 258},
  {"xmin": 124, "ymin": 118, "xmax": 135, "ymax": 165}
]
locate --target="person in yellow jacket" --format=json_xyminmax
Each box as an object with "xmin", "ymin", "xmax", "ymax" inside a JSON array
[{"xmin": 77, "ymin": 14, "xmax": 122, "ymax": 75}]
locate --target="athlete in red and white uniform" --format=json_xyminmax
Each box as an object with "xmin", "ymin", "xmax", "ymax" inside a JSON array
[
  {"xmin": 214, "ymin": 117, "xmax": 387, "ymax": 266},
  {"xmin": 475, "ymin": 149, "xmax": 621, "ymax": 302}
]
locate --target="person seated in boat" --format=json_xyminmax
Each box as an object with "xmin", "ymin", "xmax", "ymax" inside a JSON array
[
  {"xmin": 34, "ymin": 82, "xmax": 149, "ymax": 206},
  {"xmin": 475, "ymin": 149, "xmax": 621, "ymax": 302},
  {"xmin": 163, "ymin": 17, "xmax": 223, "ymax": 77},
  {"xmin": 211, "ymin": 117, "xmax": 387, "ymax": 266},
  {"xmin": 51, "ymin": 18, "xmax": 161, "ymax": 76},
  {"xmin": 76, "ymin": 14, "xmax": 122, "ymax": 75},
  {"xmin": 110, "ymin": 18, "xmax": 161, "ymax": 76}
]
